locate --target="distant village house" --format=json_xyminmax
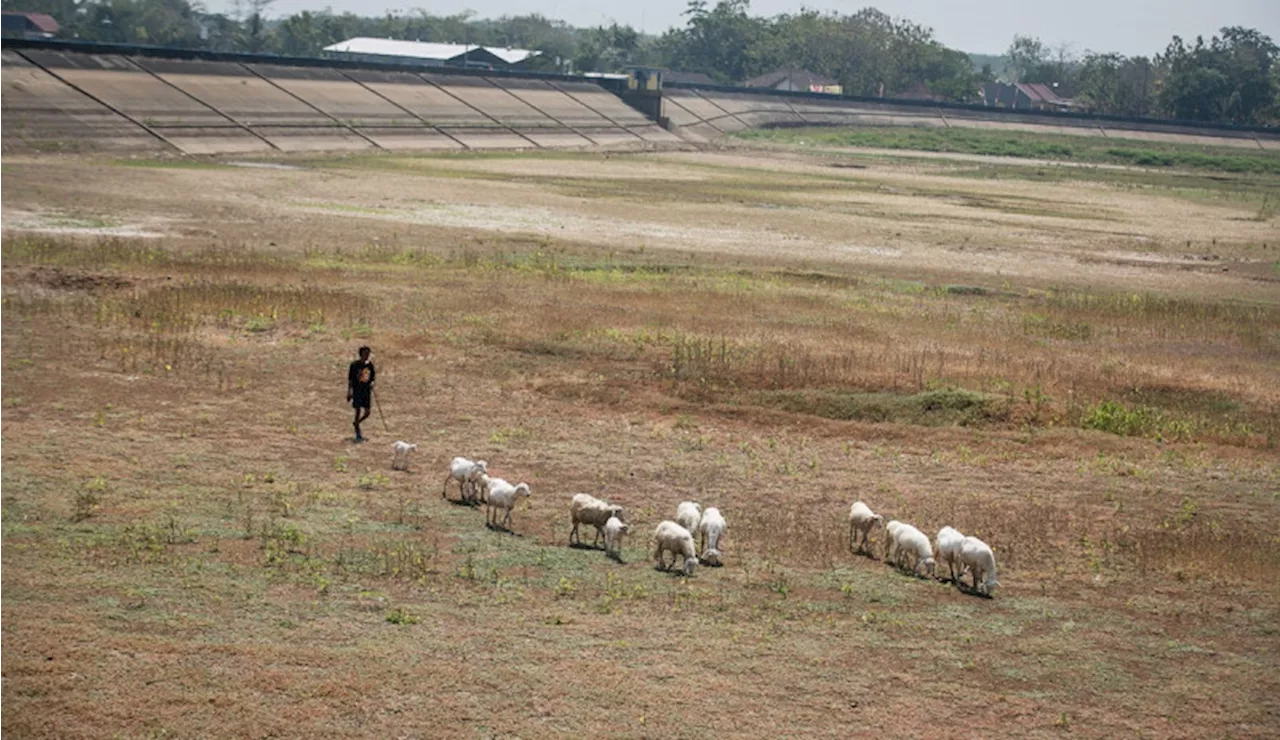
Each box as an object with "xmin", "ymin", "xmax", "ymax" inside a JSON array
[
  {"xmin": 980, "ymin": 82, "xmax": 1073, "ymax": 112},
  {"xmin": 2, "ymin": 11, "xmax": 59, "ymax": 39},
  {"xmin": 744, "ymin": 68, "xmax": 842, "ymax": 95},
  {"xmin": 323, "ymin": 38, "xmax": 540, "ymax": 70}
]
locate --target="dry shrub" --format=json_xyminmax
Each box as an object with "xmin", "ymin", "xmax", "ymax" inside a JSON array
[{"xmin": 1122, "ymin": 522, "xmax": 1277, "ymax": 586}]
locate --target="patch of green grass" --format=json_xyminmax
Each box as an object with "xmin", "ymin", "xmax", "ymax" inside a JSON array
[
  {"xmin": 753, "ymin": 388, "xmax": 1004, "ymax": 426},
  {"xmin": 737, "ymin": 126, "xmax": 1280, "ymax": 174},
  {"xmin": 1081, "ymin": 399, "xmax": 1195, "ymax": 442},
  {"xmin": 111, "ymin": 158, "xmax": 228, "ymax": 170}
]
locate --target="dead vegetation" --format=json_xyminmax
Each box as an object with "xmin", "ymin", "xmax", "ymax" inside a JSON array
[{"xmin": 3, "ymin": 145, "xmax": 1279, "ymax": 737}]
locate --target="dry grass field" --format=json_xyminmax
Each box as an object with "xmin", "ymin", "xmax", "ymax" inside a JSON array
[{"xmin": 3, "ymin": 136, "xmax": 1279, "ymax": 738}]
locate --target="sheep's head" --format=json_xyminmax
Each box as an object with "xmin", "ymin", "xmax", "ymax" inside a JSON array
[
  {"xmin": 682, "ymin": 557, "xmax": 698, "ymax": 576},
  {"xmin": 618, "ymin": 522, "xmax": 630, "ymax": 533},
  {"xmin": 608, "ymin": 505, "xmax": 625, "ymax": 520},
  {"xmin": 873, "ymin": 514, "xmax": 884, "ymax": 527},
  {"xmin": 922, "ymin": 557, "xmax": 937, "ymax": 578},
  {"xmin": 473, "ymin": 461, "xmax": 488, "ymax": 474},
  {"xmin": 408, "ymin": 444, "xmax": 418, "ymax": 452},
  {"xmin": 701, "ymin": 548, "xmax": 722, "ymax": 566},
  {"xmin": 515, "ymin": 483, "xmax": 531, "ymax": 498},
  {"xmin": 985, "ymin": 577, "xmax": 1000, "ymax": 594}
]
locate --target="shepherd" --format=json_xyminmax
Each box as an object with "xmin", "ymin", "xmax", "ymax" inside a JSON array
[{"xmin": 347, "ymin": 345, "xmax": 376, "ymax": 442}]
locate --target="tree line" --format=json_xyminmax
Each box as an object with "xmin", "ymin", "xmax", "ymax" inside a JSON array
[
  {"xmin": 5, "ymin": 0, "xmax": 1276, "ymax": 124},
  {"xmin": 1007, "ymin": 28, "xmax": 1278, "ymax": 124}
]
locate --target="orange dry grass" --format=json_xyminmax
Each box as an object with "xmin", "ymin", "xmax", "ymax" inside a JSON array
[{"xmin": 3, "ymin": 150, "xmax": 1279, "ymax": 738}]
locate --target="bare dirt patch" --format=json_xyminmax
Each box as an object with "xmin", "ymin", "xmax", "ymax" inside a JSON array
[{"xmin": 3, "ymin": 144, "xmax": 1278, "ymax": 738}]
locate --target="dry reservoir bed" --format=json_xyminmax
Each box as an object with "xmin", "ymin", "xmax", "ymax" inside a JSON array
[{"xmin": 2, "ymin": 145, "xmax": 1278, "ymax": 738}]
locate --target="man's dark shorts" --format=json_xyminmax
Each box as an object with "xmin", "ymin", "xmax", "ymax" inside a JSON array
[{"xmin": 352, "ymin": 389, "xmax": 372, "ymax": 410}]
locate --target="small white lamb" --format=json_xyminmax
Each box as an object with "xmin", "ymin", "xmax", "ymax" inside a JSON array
[
  {"xmin": 604, "ymin": 516, "xmax": 629, "ymax": 560},
  {"xmin": 442, "ymin": 457, "xmax": 488, "ymax": 502},
  {"xmin": 847, "ymin": 501, "xmax": 884, "ymax": 553},
  {"xmin": 697, "ymin": 507, "xmax": 726, "ymax": 565},
  {"xmin": 675, "ymin": 501, "xmax": 702, "ymax": 535},
  {"xmin": 484, "ymin": 478, "xmax": 531, "ymax": 530},
  {"xmin": 934, "ymin": 526, "xmax": 966, "ymax": 583},
  {"xmin": 958, "ymin": 536, "xmax": 1000, "ymax": 595},
  {"xmin": 653, "ymin": 520, "xmax": 698, "ymax": 576},
  {"xmin": 570, "ymin": 493, "xmax": 625, "ymax": 548},
  {"xmin": 892, "ymin": 523, "xmax": 936, "ymax": 578},
  {"xmin": 390, "ymin": 441, "xmax": 417, "ymax": 471},
  {"xmin": 884, "ymin": 520, "xmax": 905, "ymax": 562}
]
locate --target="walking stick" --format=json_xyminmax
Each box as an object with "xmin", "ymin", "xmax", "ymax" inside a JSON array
[{"xmin": 373, "ymin": 387, "xmax": 390, "ymax": 432}]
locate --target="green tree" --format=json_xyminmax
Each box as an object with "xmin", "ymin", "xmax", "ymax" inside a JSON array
[
  {"xmin": 1159, "ymin": 27, "xmax": 1278, "ymax": 123},
  {"xmin": 1075, "ymin": 52, "xmax": 1160, "ymax": 115},
  {"xmin": 662, "ymin": 0, "xmax": 771, "ymax": 83}
]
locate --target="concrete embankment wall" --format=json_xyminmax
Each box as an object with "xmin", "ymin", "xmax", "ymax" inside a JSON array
[
  {"xmin": 1, "ymin": 46, "xmax": 681, "ymax": 155},
  {"xmin": 5, "ymin": 40, "xmax": 1275, "ymax": 156},
  {"xmin": 662, "ymin": 86, "xmax": 1280, "ymax": 150}
]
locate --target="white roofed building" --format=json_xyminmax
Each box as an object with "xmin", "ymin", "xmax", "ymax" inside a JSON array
[{"xmin": 323, "ymin": 37, "xmax": 541, "ymax": 70}]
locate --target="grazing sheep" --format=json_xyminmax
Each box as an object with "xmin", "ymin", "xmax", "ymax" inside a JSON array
[
  {"xmin": 484, "ymin": 478, "xmax": 531, "ymax": 530},
  {"xmin": 473, "ymin": 473, "xmax": 491, "ymax": 504},
  {"xmin": 604, "ymin": 516, "xmax": 629, "ymax": 560},
  {"xmin": 698, "ymin": 507, "xmax": 726, "ymax": 565},
  {"xmin": 883, "ymin": 520, "xmax": 905, "ymax": 562},
  {"xmin": 569, "ymin": 493, "xmax": 625, "ymax": 548},
  {"xmin": 958, "ymin": 536, "xmax": 1000, "ymax": 595},
  {"xmin": 934, "ymin": 526, "xmax": 966, "ymax": 582},
  {"xmin": 442, "ymin": 457, "xmax": 488, "ymax": 502},
  {"xmin": 675, "ymin": 501, "xmax": 702, "ymax": 535},
  {"xmin": 390, "ymin": 441, "xmax": 417, "ymax": 471},
  {"xmin": 892, "ymin": 523, "xmax": 936, "ymax": 578},
  {"xmin": 847, "ymin": 501, "xmax": 884, "ymax": 553},
  {"xmin": 653, "ymin": 520, "xmax": 698, "ymax": 576}
]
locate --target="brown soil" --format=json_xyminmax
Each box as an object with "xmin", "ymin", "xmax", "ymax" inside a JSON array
[{"xmin": 3, "ymin": 145, "xmax": 1278, "ymax": 738}]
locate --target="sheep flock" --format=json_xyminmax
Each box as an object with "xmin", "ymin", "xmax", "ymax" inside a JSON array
[{"xmin": 399, "ymin": 446, "xmax": 998, "ymax": 595}]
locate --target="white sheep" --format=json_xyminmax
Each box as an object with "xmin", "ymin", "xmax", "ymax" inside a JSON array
[
  {"xmin": 652, "ymin": 520, "xmax": 698, "ymax": 576},
  {"xmin": 604, "ymin": 516, "xmax": 629, "ymax": 560},
  {"xmin": 697, "ymin": 507, "xmax": 726, "ymax": 565},
  {"xmin": 569, "ymin": 493, "xmax": 625, "ymax": 548},
  {"xmin": 892, "ymin": 523, "xmax": 936, "ymax": 578},
  {"xmin": 484, "ymin": 478, "xmax": 531, "ymax": 530},
  {"xmin": 675, "ymin": 501, "xmax": 702, "ymax": 535},
  {"xmin": 390, "ymin": 441, "xmax": 417, "ymax": 471},
  {"xmin": 847, "ymin": 501, "xmax": 884, "ymax": 554},
  {"xmin": 442, "ymin": 457, "xmax": 488, "ymax": 502},
  {"xmin": 883, "ymin": 520, "xmax": 905, "ymax": 562},
  {"xmin": 934, "ymin": 526, "xmax": 966, "ymax": 583},
  {"xmin": 958, "ymin": 536, "xmax": 1000, "ymax": 595},
  {"xmin": 473, "ymin": 473, "xmax": 491, "ymax": 504}
]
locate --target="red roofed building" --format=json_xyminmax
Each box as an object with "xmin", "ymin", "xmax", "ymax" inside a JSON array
[
  {"xmin": 2, "ymin": 11, "xmax": 59, "ymax": 38},
  {"xmin": 981, "ymin": 82, "xmax": 1073, "ymax": 112}
]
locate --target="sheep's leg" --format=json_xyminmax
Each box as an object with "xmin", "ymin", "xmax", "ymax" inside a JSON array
[
  {"xmin": 442, "ymin": 476, "xmax": 453, "ymax": 500},
  {"xmin": 569, "ymin": 522, "xmax": 580, "ymax": 545},
  {"xmin": 592, "ymin": 526, "xmax": 603, "ymax": 549}
]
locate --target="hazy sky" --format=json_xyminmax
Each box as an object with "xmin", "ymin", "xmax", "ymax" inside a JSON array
[{"xmin": 227, "ymin": 0, "xmax": 1279, "ymax": 56}]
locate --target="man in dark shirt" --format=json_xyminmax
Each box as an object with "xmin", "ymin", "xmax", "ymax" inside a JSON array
[{"xmin": 347, "ymin": 346, "xmax": 376, "ymax": 442}]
